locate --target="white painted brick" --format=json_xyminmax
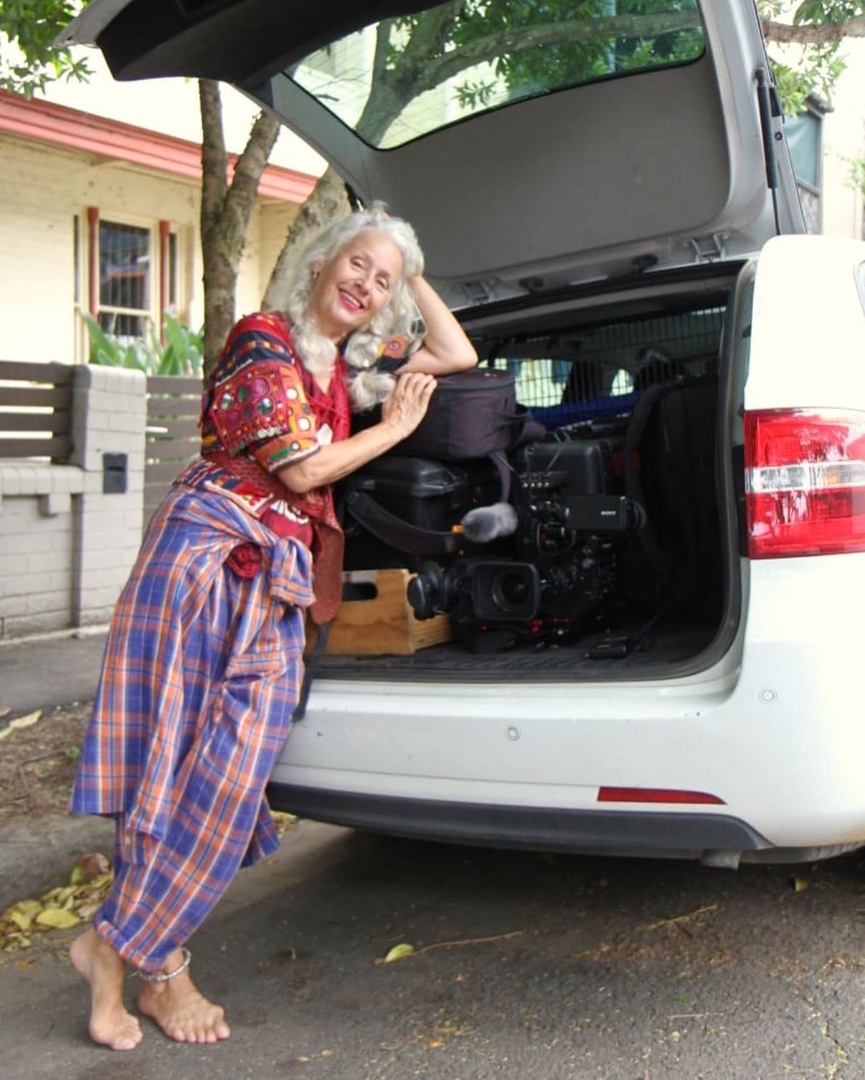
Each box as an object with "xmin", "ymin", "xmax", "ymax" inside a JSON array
[
  {"xmin": 125, "ymin": 509, "xmax": 145, "ymax": 532},
  {"xmin": 0, "ymin": 554, "xmax": 31, "ymax": 578},
  {"xmin": 80, "ymin": 506, "xmax": 134, "ymax": 535},
  {"xmin": 2, "ymin": 570, "xmax": 67, "ymax": 599},
  {"xmin": 23, "ymin": 557, "xmax": 69, "ymax": 583},
  {"xmin": 11, "ymin": 530, "xmax": 60, "ymax": 555},
  {"xmin": 80, "ymin": 582, "xmax": 126, "ymax": 608},
  {"xmin": 0, "ymin": 468, "xmax": 22, "ymax": 496},
  {"xmin": 2, "ymin": 611, "xmax": 71, "ymax": 638},
  {"xmin": 20, "ymin": 589, "xmax": 71, "ymax": 617},
  {"xmin": 25, "ymin": 549, "xmax": 69, "ymax": 577},
  {"xmin": 40, "ymin": 492, "xmax": 72, "ymax": 516},
  {"xmin": 48, "ymin": 467, "xmax": 84, "ymax": 495}
]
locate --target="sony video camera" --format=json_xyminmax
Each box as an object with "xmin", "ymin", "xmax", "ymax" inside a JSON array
[{"xmin": 406, "ymin": 435, "xmax": 645, "ymax": 643}]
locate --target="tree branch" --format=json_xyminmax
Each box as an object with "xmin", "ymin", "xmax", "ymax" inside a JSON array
[
  {"xmin": 199, "ymin": 79, "xmax": 227, "ymax": 243},
  {"xmin": 762, "ymin": 16, "xmax": 865, "ymax": 45},
  {"xmin": 221, "ymin": 108, "xmax": 281, "ymax": 231},
  {"xmin": 355, "ymin": 10, "xmax": 700, "ymax": 143},
  {"xmin": 414, "ymin": 11, "xmax": 700, "ymax": 97}
]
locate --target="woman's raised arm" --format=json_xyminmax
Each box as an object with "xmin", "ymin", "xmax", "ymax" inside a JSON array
[{"xmin": 398, "ymin": 276, "xmax": 478, "ymax": 376}]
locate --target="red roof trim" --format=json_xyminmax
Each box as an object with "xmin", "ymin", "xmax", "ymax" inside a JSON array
[{"xmin": 0, "ymin": 90, "xmax": 317, "ymax": 204}]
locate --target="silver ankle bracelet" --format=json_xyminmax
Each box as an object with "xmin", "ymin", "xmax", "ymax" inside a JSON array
[{"xmin": 138, "ymin": 947, "xmax": 191, "ymax": 983}]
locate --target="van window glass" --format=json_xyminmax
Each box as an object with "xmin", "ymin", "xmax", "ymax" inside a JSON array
[{"xmin": 286, "ymin": 0, "xmax": 705, "ymax": 150}]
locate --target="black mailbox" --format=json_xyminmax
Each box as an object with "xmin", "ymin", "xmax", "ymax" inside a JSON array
[{"xmin": 103, "ymin": 452, "xmax": 128, "ymax": 494}]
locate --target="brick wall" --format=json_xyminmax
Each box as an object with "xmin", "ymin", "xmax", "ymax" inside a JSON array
[{"xmin": 0, "ymin": 365, "xmax": 145, "ymax": 638}]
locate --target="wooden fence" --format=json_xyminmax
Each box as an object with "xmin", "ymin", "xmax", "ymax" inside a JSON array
[
  {"xmin": 0, "ymin": 361, "xmax": 74, "ymax": 461},
  {"xmin": 144, "ymin": 375, "xmax": 201, "ymax": 525},
  {"xmin": 0, "ymin": 365, "xmax": 202, "ymax": 525}
]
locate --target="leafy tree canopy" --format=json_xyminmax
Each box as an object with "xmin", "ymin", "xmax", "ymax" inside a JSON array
[
  {"xmin": 761, "ymin": 1, "xmax": 865, "ymax": 113},
  {"xmin": 0, "ymin": 1, "xmax": 91, "ymax": 97}
]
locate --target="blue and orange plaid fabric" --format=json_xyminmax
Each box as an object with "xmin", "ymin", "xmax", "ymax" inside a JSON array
[{"xmin": 71, "ymin": 484, "xmax": 314, "ymax": 970}]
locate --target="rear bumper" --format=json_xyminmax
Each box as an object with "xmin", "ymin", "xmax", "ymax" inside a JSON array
[{"xmin": 267, "ymin": 783, "xmax": 771, "ymax": 860}]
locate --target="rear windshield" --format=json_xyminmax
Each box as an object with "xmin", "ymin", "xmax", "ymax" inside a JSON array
[{"xmin": 286, "ymin": 0, "xmax": 705, "ymax": 150}]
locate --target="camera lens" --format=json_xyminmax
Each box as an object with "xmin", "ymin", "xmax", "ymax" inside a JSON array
[
  {"xmin": 472, "ymin": 562, "xmax": 539, "ymax": 621},
  {"xmin": 492, "ymin": 570, "xmax": 532, "ymax": 611}
]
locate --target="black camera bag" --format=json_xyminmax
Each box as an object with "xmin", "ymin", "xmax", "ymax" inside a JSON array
[
  {"xmin": 390, "ymin": 367, "xmax": 521, "ymax": 461},
  {"xmin": 341, "ymin": 368, "xmax": 545, "ymax": 564}
]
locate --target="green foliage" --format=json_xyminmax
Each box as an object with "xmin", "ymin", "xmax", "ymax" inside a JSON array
[
  {"xmin": 0, "ymin": 0, "xmax": 92, "ymax": 97},
  {"xmin": 758, "ymin": 0, "xmax": 864, "ymax": 114},
  {"xmin": 368, "ymin": 0, "xmax": 705, "ymax": 143},
  {"xmin": 845, "ymin": 154, "xmax": 865, "ymax": 196},
  {"xmin": 84, "ymin": 313, "xmax": 204, "ymax": 377},
  {"xmin": 768, "ymin": 46, "xmax": 845, "ymax": 114}
]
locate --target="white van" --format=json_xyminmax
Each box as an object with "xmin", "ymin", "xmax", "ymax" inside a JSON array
[{"xmin": 66, "ymin": 0, "xmax": 865, "ymax": 866}]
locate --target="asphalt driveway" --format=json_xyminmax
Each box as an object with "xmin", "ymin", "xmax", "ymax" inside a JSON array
[{"xmin": 2, "ymin": 817, "xmax": 864, "ymax": 1080}]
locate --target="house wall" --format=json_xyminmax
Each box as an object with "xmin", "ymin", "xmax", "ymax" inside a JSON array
[
  {"xmin": 0, "ymin": 132, "xmax": 308, "ymax": 365},
  {"xmin": 0, "ymin": 134, "xmax": 202, "ymax": 363},
  {"xmin": 41, "ymin": 51, "xmax": 326, "ymax": 181}
]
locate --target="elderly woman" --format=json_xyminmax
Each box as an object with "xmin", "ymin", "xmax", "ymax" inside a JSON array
[{"xmin": 69, "ymin": 204, "xmax": 477, "ymax": 1051}]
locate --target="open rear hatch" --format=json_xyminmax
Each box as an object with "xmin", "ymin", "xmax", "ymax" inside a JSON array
[
  {"xmin": 63, "ymin": 1, "xmax": 803, "ymax": 304},
  {"xmin": 62, "ymin": 0, "xmax": 803, "ymax": 677}
]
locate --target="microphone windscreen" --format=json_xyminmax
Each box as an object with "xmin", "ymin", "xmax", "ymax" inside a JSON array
[{"xmin": 460, "ymin": 502, "xmax": 519, "ymax": 543}]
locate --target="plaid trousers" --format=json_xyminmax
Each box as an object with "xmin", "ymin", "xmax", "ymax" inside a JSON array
[{"xmin": 71, "ymin": 486, "xmax": 313, "ymax": 972}]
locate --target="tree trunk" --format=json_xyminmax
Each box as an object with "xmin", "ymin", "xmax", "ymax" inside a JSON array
[
  {"xmin": 199, "ymin": 80, "xmax": 281, "ymax": 377},
  {"xmin": 261, "ymin": 164, "xmax": 351, "ymax": 313}
]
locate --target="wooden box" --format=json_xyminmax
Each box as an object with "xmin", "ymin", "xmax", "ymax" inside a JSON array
[{"xmin": 305, "ymin": 568, "xmax": 452, "ymax": 657}]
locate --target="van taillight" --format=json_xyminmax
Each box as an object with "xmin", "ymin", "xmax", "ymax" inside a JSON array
[{"xmin": 744, "ymin": 410, "xmax": 865, "ymax": 558}]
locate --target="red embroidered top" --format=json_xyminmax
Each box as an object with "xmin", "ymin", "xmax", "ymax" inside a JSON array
[{"xmin": 178, "ymin": 311, "xmax": 350, "ymax": 622}]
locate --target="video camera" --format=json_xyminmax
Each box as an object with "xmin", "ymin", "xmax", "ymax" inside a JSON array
[{"xmin": 406, "ymin": 435, "xmax": 645, "ymax": 644}]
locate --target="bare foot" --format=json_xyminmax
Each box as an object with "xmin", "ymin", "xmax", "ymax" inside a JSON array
[
  {"xmin": 69, "ymin": 928, "xmax": 143, "ymax": 1051},
  {"xmin": 138, "ymin": 951, "xmax": 230, "ymax": 1044}
]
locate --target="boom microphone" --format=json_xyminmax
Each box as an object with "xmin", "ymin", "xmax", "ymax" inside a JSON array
[{"xmin": 460, "ymin": 502, "xmax": 519, "ymax": 543}]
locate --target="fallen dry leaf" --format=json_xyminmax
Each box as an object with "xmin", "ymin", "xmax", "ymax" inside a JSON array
[
  {"xmin": 377, "ymin": 930, "xmax": 525, "ymax": 965},
  {"xmin": 271, "ymin": 811, "xmax": 298, "ymax": 838},
  {"xmin": 381, "ymin": 943, "xmax": 416, "ymax": 964},
  {"xmin": 35, "ymin": 908, "xmax": 81, "ymax": 930},
  {"xmin": 1, "ymin": 853, "xmax": 113, "ymax": 955},
  {"xmin": 70, "ymin": 852, "xmax": 111, "ymax": 886},
  {"xmin": 0, "ymin": 710, "xmax": 43, "ymax": 740}
]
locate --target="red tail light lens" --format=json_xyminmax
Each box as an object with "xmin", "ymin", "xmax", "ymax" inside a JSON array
[{"xmin": 745, "ymin": 410, "xmax": 865, "ymax": 558}]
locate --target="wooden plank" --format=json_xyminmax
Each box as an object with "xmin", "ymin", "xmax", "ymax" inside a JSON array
[
  {"xmin": 145, "ymin": 417, "xmax": 200, "ymax": 440},
  {"xmin": 147, "ymin": 375, "xmax": 201, "ymax": 396},
  {"xmin": 145, "ymin": 460, "xmax": 195, "ymax": 483},
  {"xmin": 144, "ymin": 436, "xmax": 199, "ymax": 459},
  {"xmin": 144, "ymin": 488, "xmax": 169, "ymax": 513},
  {"xmin": 0, "ymin": 434, "xmax": 70, "ymax": 459},
  {"xmin": 146, "ymin": 406, "xmax": 198, "ymax": 423},
  {"xmin": 0, "ymin": 413, "xmax": 69, "ymax": 433},
  {"xmin": 143, "ymin": 375, "xmax": 205, "ymax": 525},
  {"xmin": 147, "ymin": 394, "xmax": 201, "ymax": 412},
  {"xmin": 0, "ymin": 387, "xmax": 73, "ymax": 409},
  {"xmin": 0, "ymin": 361, "xmax": 74, "ymax": 385},
  {"xmin": 144, "ymin": 481, "xmax": 173, "ymax": 500}
]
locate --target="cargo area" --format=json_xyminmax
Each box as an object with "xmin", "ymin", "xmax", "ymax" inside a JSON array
[{"xmin": 318, "ymin": 270, "xmax": 742, "ymax": 680}]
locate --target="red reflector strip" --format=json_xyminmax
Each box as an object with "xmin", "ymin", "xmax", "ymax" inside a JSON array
[{"xmin": 597, "ymin": 787, "xmax": 725, "ymax": 805}]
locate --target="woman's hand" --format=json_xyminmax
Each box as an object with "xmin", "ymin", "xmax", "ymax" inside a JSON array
[
  {"xmin": 380, "ymin": 371, "xmax": 437, "ymax": 438},
  {"xmin": 276, "ymin": 372, "xmax": 436, "ymax": 493}
]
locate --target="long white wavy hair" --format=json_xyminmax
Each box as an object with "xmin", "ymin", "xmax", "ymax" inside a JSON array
[{"xmin": 283, "ymin": 202, "xmax": 425, "ymax": 412}]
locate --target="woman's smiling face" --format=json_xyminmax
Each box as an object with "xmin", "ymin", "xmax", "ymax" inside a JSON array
[{"xmin": 308, "ymin": 228, "xmax": 404, "ymax": 342}]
